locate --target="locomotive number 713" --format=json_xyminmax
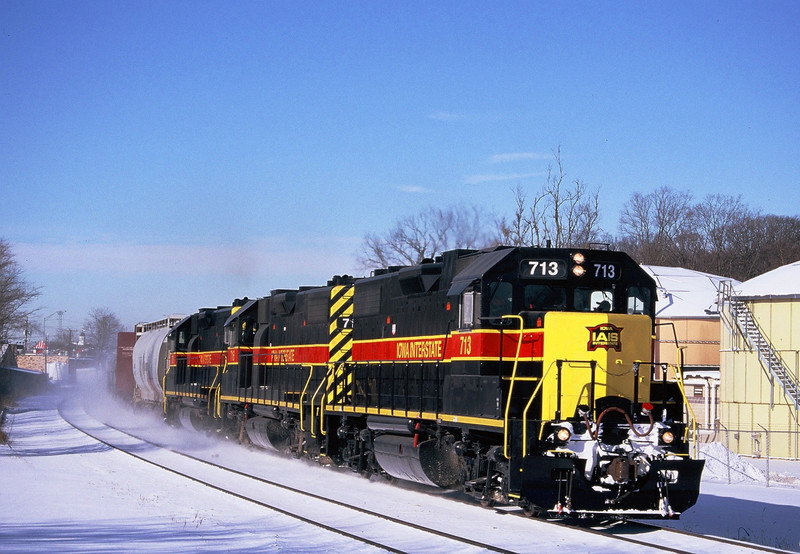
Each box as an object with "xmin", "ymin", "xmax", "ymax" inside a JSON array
[{"xmin": 521, "ymin": 259, "xmax": 567, "ymax": 278}]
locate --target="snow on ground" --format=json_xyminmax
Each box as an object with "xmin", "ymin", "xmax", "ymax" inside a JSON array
[
  {"xmin": 656, "ymin": 442, "xmax": 800, "ymax": 551},
  {"xmin": 1, "ymin": 392, "xmax": 363, "ymax": 552},
  {"xmin": 2, "ymin": 382, "xmax": 800, "ymax": 552}
]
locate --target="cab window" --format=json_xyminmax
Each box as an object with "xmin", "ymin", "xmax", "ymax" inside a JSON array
[
  {"xmin": 627, "ymin": 286, "xmax": 652, "ymax": 315},
  {"xmin": 487, "ymin": 281, "xmax": 513, "ymax": 318},
  {"xmin": 461, "ymin": 291, "xmax": 477, "ymax": 328},
  {"xmin": 524, "ymin": 284, "xmax": 566, "ymax": 310},
  {"xmin": 575, "ymin": 288, "xmax": 613, "ymax": 312},
  {"xmin": 224, "ymin": 324, "xmax": 236, "ymax": 347}
]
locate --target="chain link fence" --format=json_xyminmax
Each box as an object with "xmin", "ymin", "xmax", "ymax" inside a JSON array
[{"xmin": 688, "ymin": 423, "xmax": 800, "ymax": 487}]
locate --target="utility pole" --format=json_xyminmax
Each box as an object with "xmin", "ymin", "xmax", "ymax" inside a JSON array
[{"xmin": 43, "ymin": 310, "xmax": 65, "ymax": 374}]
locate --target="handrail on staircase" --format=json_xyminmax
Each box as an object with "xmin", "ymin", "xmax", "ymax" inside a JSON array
[{"xmin": 719, "ymin": 280, "xmax": 799, "ymax": 415}]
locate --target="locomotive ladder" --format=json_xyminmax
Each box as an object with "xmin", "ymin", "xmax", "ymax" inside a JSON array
[{"xmin": 719, "ymin": 280, "xmax": 800, "ymax": 417}]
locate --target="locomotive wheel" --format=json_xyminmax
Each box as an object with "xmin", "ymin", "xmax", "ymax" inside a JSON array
[{"xmin": 521, "ymin": 502, "xmax": 543, "ymax": 518}]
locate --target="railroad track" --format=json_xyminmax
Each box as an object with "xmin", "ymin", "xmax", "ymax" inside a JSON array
[
  {"xmin": 59, "ymin": 399, "xmax": 518, "ymax": 553},
  {"xmin": 551, "ymin": 518, "xmax": 790, "ymax": 554},
  {"xmin": 59, "ymin": 399, "xmax": 787, "ymax": 553}
]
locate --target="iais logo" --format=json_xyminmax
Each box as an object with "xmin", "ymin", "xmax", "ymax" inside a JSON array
[{"xmin": 586, "ymin": 323, "xmax": 623, "ymax": 352}]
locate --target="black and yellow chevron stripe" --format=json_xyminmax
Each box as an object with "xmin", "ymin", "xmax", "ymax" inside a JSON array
[{"xmin": 327, "ymin": 285, "xmax": 353, "ymax": 404}]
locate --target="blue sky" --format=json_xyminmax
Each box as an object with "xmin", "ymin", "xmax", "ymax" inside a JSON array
[{"xmin": 2, "ymin": 1, "xmax": 799, "ymax": 333}]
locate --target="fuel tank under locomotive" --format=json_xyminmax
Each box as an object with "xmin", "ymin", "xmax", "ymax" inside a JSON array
[
  {"xmin": 368, "ymin": 416, "xmax": 461, "ymax": 488},
  {"xmin": 245, "ymin": 412, "xmax": 462, "ymax": 487}
]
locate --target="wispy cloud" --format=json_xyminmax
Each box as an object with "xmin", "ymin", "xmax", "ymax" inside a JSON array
[
  {"xmin": 394, "ymin": 185, "xmax": 432, "ymax": 194},
  {"xmin": 11, "ymin": 237, "xmax": 361, "ymax": 327},
  {"xmin": 464, "ymin": 172, "xmax": 544, "ymax": 185},
  {"xmin": 489, "ymin": 152, "xmax": 551, "ymax": 164},
  {"xmin": 12, "ymin": 237, "xmax": 357, "ymax": 279},
  {"xmin": 426, "ymin": 111, "xmax": 472, "ymax": 122}
]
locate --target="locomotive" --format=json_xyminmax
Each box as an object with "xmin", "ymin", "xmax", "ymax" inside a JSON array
[{"xmin": 133, "ymin": 245, "xmax": 704, "ymax": 519}]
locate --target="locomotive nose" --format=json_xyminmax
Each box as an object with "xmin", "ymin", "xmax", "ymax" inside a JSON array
[{"xmin": 540, "ymin": 311, "xmax": 654, "ymax": 422}]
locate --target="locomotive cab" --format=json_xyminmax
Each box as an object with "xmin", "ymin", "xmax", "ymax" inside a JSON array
[
  {"xmin": 447, "ymin": 247, "xmax": 703, "ymax": 517},
  {"xmin": 163, "ymin": 302, "xmax": 246, "ymax": 431}
]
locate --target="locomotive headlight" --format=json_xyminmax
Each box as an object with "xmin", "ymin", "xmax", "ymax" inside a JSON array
[
  {"xmin": 571, "ymin": 252, "xmax": 586, "ymax": 277},
  {"xmin": 660, "ymin": 430, "xmax": 675, "ymax": 445},
  {"xmin": 556, "ymin": 427, "xmax": 571, "ymax": 443}
]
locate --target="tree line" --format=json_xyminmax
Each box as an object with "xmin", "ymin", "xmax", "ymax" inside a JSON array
[
  {"xmin": 1, "ymin": 238, "xmax": 122, "ymax": 367},
  {"xmin": 357, "ymin": 149, "xmax": 800, "ymax": 283},
  {"xmin": 3, "ymin": 148, "xmax": 798, "ymax": 350}
]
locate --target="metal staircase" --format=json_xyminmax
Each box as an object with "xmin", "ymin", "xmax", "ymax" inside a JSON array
[{"xmin": 719, "ymin": 281, "xmax": 800, "ymax": 415}]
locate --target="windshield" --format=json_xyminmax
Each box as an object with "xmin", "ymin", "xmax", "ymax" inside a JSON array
[
  {"xmin": 524, "ymin": 284, "xmax": 567, "ymax": 310},
  {"xmin": 574, "ymin": 288, "xmax": 613, "ymax": 312}
]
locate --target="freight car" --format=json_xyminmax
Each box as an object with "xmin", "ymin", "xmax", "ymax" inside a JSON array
[
  {"xmin": 150, "ymin": 245, "xmax": 703, "ymax": 519},
  {"xmin": 130, "ymin": 317, "xmax": 184, "ymax": 406}
]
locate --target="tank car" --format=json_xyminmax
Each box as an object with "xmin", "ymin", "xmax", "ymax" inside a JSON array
[
  {"xmin": 131, "ymin": 325, "xmax": 173, "ymax": 405},
  {"xmin": 161, "ymin": 246, "xmax": 704, "ymax": 519}
]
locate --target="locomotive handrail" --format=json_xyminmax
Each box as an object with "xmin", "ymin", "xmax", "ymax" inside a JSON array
[
  {"xmin": 529, "ymin": 358, "xmax": 601, "ymax": 449},
  {"xmin": 310, "ymin": 364, "xmax": 333, "ymax": 438},
  {"xmin": 206, "ymin": 365, "xmax": 218, "ymax": 417},
  {"xmin": 162, "ymin": 364, "xmax": 171, "ymax": 415},
  {"xmin": 211, "ymin": 355, "xmax": 227, "ymax": 419},
  {"xmin": 667, "ymin": 356, "xmax": 699, "ymax": 458},
  {"xmin": 522, "ymin": 361, "xmax": 557, "ymax": 456},
  {"xmin": 633, "ymin": 357, "xmax": 699, "ymax": 457},
  {"xmin": 298, "ymin": 364, "xmax": 315, "ymax": 432},
  {"xmin": 502, "ymin": 314, "xmax": 525, "ymax": 460},
  {"xmin": 348, "ymin": 359, "xmax": 443, "ymax": 364}
]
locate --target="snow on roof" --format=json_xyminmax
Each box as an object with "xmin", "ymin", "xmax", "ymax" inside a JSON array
[
  {"xmin": 643, "ymin": 265, "xmax": 738, "ymax": 318},
  {"xmin": 736, "ymin": 260, "xmax": 800, "ymax": 298}
]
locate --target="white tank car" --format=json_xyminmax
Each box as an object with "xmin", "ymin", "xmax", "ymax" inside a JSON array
[{"xmin": 132, "ymin": 326, "xmax": 172, "ymax": 404}]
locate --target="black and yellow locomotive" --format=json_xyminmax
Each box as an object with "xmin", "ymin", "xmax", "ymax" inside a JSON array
[{"xmin": 161, "ymin": 245, "xmax": 703, "ymax": 519}]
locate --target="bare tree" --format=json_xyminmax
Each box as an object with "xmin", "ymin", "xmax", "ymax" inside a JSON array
[
  {"xmin": 83, "ymin": 307, "xmax": 123, "ymax": 372},
  {"xmin": 735, "ymin": 214, "xmax": 800, "ymax": 281},
  {"xmin": 0, "ymin": 239, "xmax": 41, "ymax": 343},
  {"xmin": 498, "ymin": 185, "xmax": 534, "ymax": 246},
  {"xmin": 617, "ymin": 188, "xmax": 800, "ymax": 280},
  {"xmin": 617, "ymin": 186, "xmax": 699, "ymax": 266},
  {"xmin": 761, "ymin": 215, "xmax": 800, "ymax": 265},
  {"xmin": 499, "ymin": 147, "xmax": 603, "ymax": 247},
  {"xmin": 356, "ymin": 204, "xmax": 498, "ymax": 271},
  {"xmin": 693, "ymin": 193, "xmax": 753, "ymax": 277}
]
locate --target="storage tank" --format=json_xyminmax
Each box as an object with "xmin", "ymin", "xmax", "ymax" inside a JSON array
[{"xmin": 132, "ymin": 326, "xmax": 172, "ymax": 404}]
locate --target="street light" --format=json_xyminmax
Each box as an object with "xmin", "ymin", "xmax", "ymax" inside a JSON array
[{"xmin": 43, "ymin": 310, "xmax": 65, "ymax": 376}]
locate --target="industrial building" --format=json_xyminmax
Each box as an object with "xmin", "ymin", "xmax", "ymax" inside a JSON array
[
  {"xmin": 645, "ymin": 266, "xmax": 732, "ymax": 438},
  {"xmin": 719, "ymin": 262, "xmax": 800, "ymax": 459}
]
